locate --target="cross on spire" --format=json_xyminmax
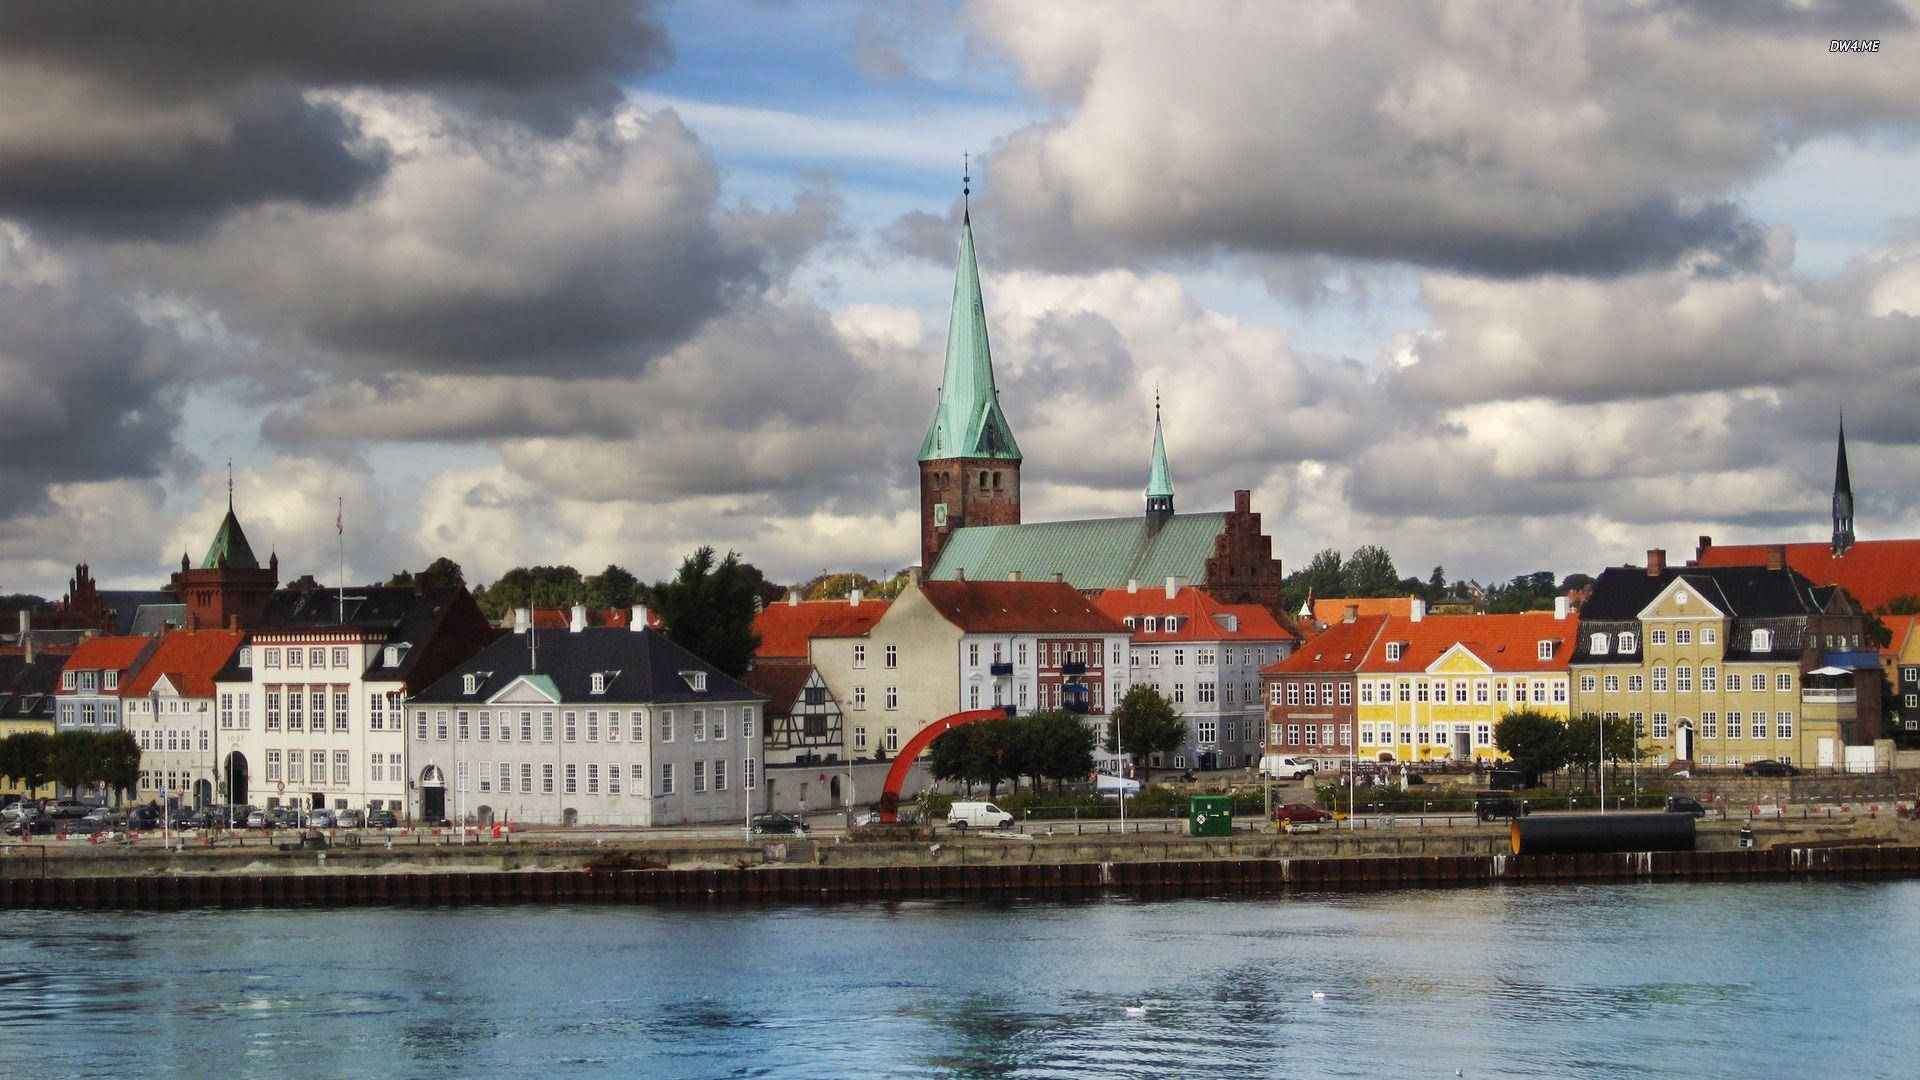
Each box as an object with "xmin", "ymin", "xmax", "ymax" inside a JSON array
[
  {"xmin": 226, "ymin": 458, "xmax": 233, "ymax": 511},
  {"xmin": 963, "ymin": 150, "xmax": 971, "ymax": 216}
]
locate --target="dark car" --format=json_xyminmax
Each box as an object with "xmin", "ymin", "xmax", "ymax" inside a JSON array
[
  {"xmin": 127, "ymin": 806, "xmax": 161, "ymax": 830},
  {"xmin": 1272, "ymin": 803, "xmax": 1334, "ymax": 824},
  {"xmin": 1742, "ymin": 759, "xmax": 1801, "ymax": 778},
  {"xmin": 366, "ymin": 809, "xmax": 399, "ymax": 829},
  {"xmin": 1474, "ymin": 793, "xmax": 1530, "ymax": 821},
  {"xmin": 1665, "ymin": 795, "xmax": 1707, "ymax": 817},
  {"xmin": 749, "ymin": 812, "xmax": 810, "ymax": 836},
  {"xmin": 4, "ymin": 813, "xmax": 54, "ymax": 837}
]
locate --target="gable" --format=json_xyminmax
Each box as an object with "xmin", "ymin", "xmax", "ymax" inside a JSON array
[
  {"xmin": 1637, "ymin": 577, "xmax": 1726, "ymax": 621},
  {"xmin": 1427, "ymin": 644, "xmax": 1491, "ymax": 675},
  {"xmin": 488, "ymin": 674, "xmax": 561, "ymax": 704}
]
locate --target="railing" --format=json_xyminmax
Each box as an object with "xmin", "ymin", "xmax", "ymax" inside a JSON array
[
  {"xmin": 1061, "ymin": 660, "xmax": 1087, "ymax": 675},
  {"xmin": 989, "ymin": 662, "xmax": 1014, "ymax": 677},
  {"xmin": 1800, "ymin": 688, "xmax": 1857, "ymax": 704}
]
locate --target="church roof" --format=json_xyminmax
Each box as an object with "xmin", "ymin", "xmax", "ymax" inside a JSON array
[
  {"xmin": 918, "ymin": 214, "xmax": 1021, "ymax": 463},
  {"xmin": 201, "ymin": 508, "xmax": 261, "ymax": 570},
  {"xmin": 929, "ymin": 512, "xmax": 1232, "ymax": 593}
]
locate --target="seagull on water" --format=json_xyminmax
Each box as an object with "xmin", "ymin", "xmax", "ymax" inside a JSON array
[{"xmin": 1124, "ymin": 999, "xmax": 1147, "ymax": 1017}]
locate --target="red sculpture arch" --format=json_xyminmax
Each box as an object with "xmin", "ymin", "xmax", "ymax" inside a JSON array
[{"xmin": 877, "ymin": 708, "xmax": 1008, "ymax": 823}]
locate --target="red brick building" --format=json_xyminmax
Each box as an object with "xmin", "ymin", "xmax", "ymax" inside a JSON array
[{"xmin": 1260, "ymin": 613, "xmax": 1387, "ymax": 767}]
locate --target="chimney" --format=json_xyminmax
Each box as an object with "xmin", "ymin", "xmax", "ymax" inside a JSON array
[
  {"xmin": 513, "ymin": 607, "xmax": 530, "ymax": 635},
  {"xmin": 227, "ymin": 615, "xmax": 240, "ymax": 630},
  {"xmin": 1127, "ymin": 579, "xmax": 1139, "ymax": 594},
  {"xmin": 1554, "ymin": 595, "xmax": 1569, "ymax": 621},
  {"xmin": 908, "ymin": 565, "xmax": 926, "ymax": 586},
  {"xmin": 631, "ymin": 604, "xmax": 649, "ymax": 631},
  {"xmin": 569, "ymin": 604, "xmax": 587, "ymax": 633},
  {"xmin": 22, "ymin": 631, "xmax": 34, "ymax": 664},
  {"xmin": 1766, "ymin": 544, "xmax": 1786, "ymax": 571},
  {"xmin": 786, "ymin": 590, "xmax": 799, "ymax": 606},
  {"xmin": 1646, "ymin": 549, "xmax": 1666, "ymax": 576},
  {"xmin": 1006, "ymin": 572, "xmax": 1020, "ymax": 582},
  {"xmin": 1410, "ymin": 598, "xmax": 1425, "ymax": 622},
  {"xmin": 186, "ymin": 613, "xmax": 200, "ymax": 632},
  {"xmin": 16, "ymin": 609, "xmax": 27, "ymax": 638},
  {"xmin": 849, "ymin": 588, "xmax": 863, "ymax": 606},
  {"xmin": 1344, "ymin": 604, "xmax": 1359, "ymax": 624},
  {"xmin": 1234, "ymin": 489, "xmax": 1251, "ymax": 513},
  {"xmin": 1697, "ymin": 535, "xmax": 1713, "ymax": 559},
  {"xmin": 955, "ymin": 568, "xmax": 966, "ymax": 582},
  {"xmin": 1051, "ymin": 572, "xmax": 1063, "ymax": 583},
  {"xmin": 1165, "ymin": 576, "xmax": 1183, "ymax": 599}
]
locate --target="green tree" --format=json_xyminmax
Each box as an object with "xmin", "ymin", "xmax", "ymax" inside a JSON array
[
  {"xmin": 963, "ymin": 718, "xmax": 1018, "ymax": 797},
  {"xmin": 1883, "ymin": 595, "xmax": 1920, "ymax": 616},
  {"xmin": 1342, "ymin": 545, "xmax": 1401, "ymax": 597},
  {"xmin": 1030, "ymin": 709, "xmax": 1097, "ymax": 792},
  {"xmin": 95, "ymin": 731, "xmax": 141, "ymax": 804},
  {"xmin": 1103, "ymin": 685, "xmax": 1186, "ymax": 788},
  {"xmin": 928, "ymin": 724, "xmax": 973, "ymax": 786},
  {"xmin": 474, "ymin": 565, "xmax": 586, "ymax": 621},
  {"xmin": 8, "ymin": 730, "xmax": 53, "ymax": 794},
  {"xmin": 1494, "ymin": 709, "xmax": 1570, "ymax": 787},
  {"xmin": 650, "ymin": 547, "xmax": 763, "ymax": 678},
  {"xmin": 801, "ymin": 571, "xmax": 908, "ymax": 601},
  {"xmin": 1281, "ymin": 547, "xmax": 1345, "ymax": 613},
  {"xmin": 584, "ymin": 564, "xmax": 644, "ymax": 609},
  {"xmin": 1566, "ymin": 713, "xmax": 1639, "ymax": 792},
  {"xmin": 422, "ymin": 556, "xmax": 466, "ymax": 587},
  {"xmin": 49, "ymin": 730, "xmax": 97, "ymax": 798}
]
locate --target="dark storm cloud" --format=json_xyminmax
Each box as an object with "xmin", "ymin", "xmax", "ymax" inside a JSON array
[{"xmin": 0, "ymin": 0, "xmax": 668, "ymax": 236}]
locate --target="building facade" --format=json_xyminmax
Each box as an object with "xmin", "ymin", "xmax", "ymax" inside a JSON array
[
  {"xmin": 1092, "ymin": 579, "xmax": 1295, "ymax": 771},
  {"xmin": 1569, "ymin": 553, "xmax": 1876, "ymax": 770},
  {"xmin": 407, "ymin": 616, "xmax": 764, "ymax": 827},
  {"xmin": 1261, "ymin": 614, "xmax": 1386, "ymax": 770},
  {"xmin": 121, "ymin": 629, "xmax": 244, "ymax": 809},
  {"xmin": 0, "ymin": 650, "xmax": 65, "ymax": 803},
  {"xmin": 57, "ymin": 637, "xmax": 155, "ymax": 733},
  {"xmin": 169, "ymin": 489, "xmax": 279, "ymax": 630}
]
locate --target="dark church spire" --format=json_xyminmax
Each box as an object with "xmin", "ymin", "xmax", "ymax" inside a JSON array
[{"xmin": 1833, "ymin": 412, "xmax": 1855, "ymax": 557}]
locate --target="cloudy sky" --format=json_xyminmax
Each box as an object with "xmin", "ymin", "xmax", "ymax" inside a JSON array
[{"xmin": 3, "ymin": 0, "xmax": 1918, "ymax": 598}]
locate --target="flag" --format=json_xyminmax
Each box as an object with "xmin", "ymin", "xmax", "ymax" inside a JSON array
[{"xmin": 336, "ymin": 498, "xmax": 343, "ymax": 535}]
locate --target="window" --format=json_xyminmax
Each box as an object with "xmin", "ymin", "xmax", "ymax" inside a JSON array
[
  {"xmin": 311, "ymin": 751, "xmax": 327, "ymax": 784},
  {"xmin": 564, "ymin": 711, "xmax": 578, "ymax": 742},
  {"xmin": 541, "ymin": 763, "xmax": 555, "ymax": 794},
  {"xmin": 692, "ymin": 709, "xmax": 706, "ymax": 742},
  {"xmin": 1676, "ymin": 628, "xmax": 1693, "ymax": 645},
  {"xmin": 714, "ymin": 759, "xmax": 727, "ymax": 791},
  {"xmin": 1701, "ymin": 666, "xmax": 1717, "ymax": 692},
  {"xmin": 1270, "ymin": 684, "xmax": 1284, "ymax": 706},
  {"xmin": 369, "ymin": 692, "xmax": 384, "ymax": 730},
  {"xmin": 1165, "ymin": 617, "xmax": 1180, "ymax": 633},
  {"xmin": 239, "ymin": 694, "xmax": 250, "ymax": 729},
  {"xmin": 564, "ymin": 763, "xmax": 577, "ymax": 795},
  {"xmin": 1143, "ymin": 617, "xmax": 1158, "ymax": 633},
  {"xmin": 854, "ymin": 726, "xmax": 867, "ymax": 750},
  {"xmin": 332, "ymin": 648, "xmax": 349, "ymax": 668},
  {"xmin": 1589, "ymin": 633, "xmax": 1609, "ymax": 655},
  {"xmin": 220, "ymin": 693, "xmax": 233, "ymax": 729},
  {"xmin": 501, "ymin": 762, "xmax": 512, "ymax": 792},
  {"xmin": 286, "ymin": 649, "xmax": 301, "ymax": 670},
  {"xmin": 745, "ymin": 759, "xmax": 757, "ymax": 790},
  {"xmin": 1727, "ymin": 712, "xmax": 1744, "ymax": 739},
  {"xmin": 1651, "ymin": 667, "xmax": 1668, "ymax": 693},
  {"xmin": 1303, "ymin": 683, "xmax": 1317, "ymax": 707},
  {"xmin": 1650, "ymin": 629, "xmax": 1667, "ymax": 646},
  {"xmin": 969, "ymin": 643, "xmax": 980, "ymax": 667},
  {"xmin": 852, "ymin": 645, "xmax": 866, "ymax": 668},
  {"xmin": 660, "ymin": 710, "xmax": 674, "ymax": 742},
  {"xmin": 584, "ymin": 711, "xmax": 599, "ymax": 742},
  {"xmin": 519, "ymin": 763, "xmax": 533, "ymax": 794},
  {"xmin": 477, "ymin": 710, "xmax": 491, "ymax": 741},
  {"xmin": 456, "ymin": 760, "xmax": 469, "ymax": 793},
  {"xmin": 1475, "ymin": 680, "xmax": 1490, "ymax": 704},
  {"xmin": 1751, "ymin": 629, "xmax": 1773, "ymax": 652},
  {"xmin": 1385, "ymin": 642, "xmax": 1404, "ymax": 662},
  {"xmin": 1618, "ymin": 632, "xmax": 1637, "ymax": 653},
  {"xmin": 885, "ymin": 644, "xmax": 897, "ymax": 668},
  {"xmin": 1416, "ymin": 681, "xmax": 1430, "ymax": 703},
  {"xmin": 1475, "ymin": 723, "xmax": 1491, "ymax": 746},
  {"xmin": 457, "ymin": 711, "xmax": 471, "ymax": 741},
  {"xmin": 853, "ymin": 686, "xmax": 866, "ymax": 710},
  {"xmin": 712, "ymin": 708, "xmax": 727, "ymax": 741},
  {"xmin": 519, "ymin": 711, "xmax": 533, "ymax": 742},
  {"xmin": 1703, "ymin": 627, "xmax": 1718, "ymax": 644},
  {"xmin": 590, "ymin": 672, "xmax": 605, "ymax": 695},
  {"xmin": 1398, "ymin": 681, "xmax": 1412, "ymax": 703},
  {"xmin": 288, "ymin": 749, "xmax": 304, "ymax": 784},
  {"xmin": 885, "ymin": 686, "xmax": 898, "ymax": 710},
  {"xmin": 742, "ymin": 706, "xmax": 757, "ymax": 740},
  {"xmin": 1454, "ymin": 681, "xmax": 1469, "ymax": 704},
  {"xmin": 885, "ymin": 726, "xmax": 900, "ymax": 752},
  {"xmin": 1906, "ymin": 668, "xmax": 1920, "ymax": 684},
  {"xmin": 265, "ymin": 750, "xmax": 282, "ymax": 781},
  {"xmin": 1285, "ymin": 682, "xmax": 1299, "ymax": 706},
  {"xmin": 606, "ymin": 763, "xmax": 618, "ymax": 795},
  {"xmin": 288, "ymin": 691, "xmax": 304, "ymax": 731},
  {"xmin": 1652, "ymin": 713, "xmax": 1670, "ymax": 740},
  {"xmin": 1198, "ymin": 718, "xmax": 1218, "ymax": 744},
  {"xmin": 436, "ymin": 709, "xmax": 449, "ymax": 741},
  {"xmin": 1338, "ymin": 684, "xmax": 1352, "ymax": 706},
  {"xmin": 1677, "ymin": 666, "xmax": 1692, "ymax": 692},
  {"xmin": 306, "ymin": 648, "xmax": 323, "ymax": 669},
  {"xmin": 1701, "ymin": 712, "xmax": 1717, "ymax": 739},
  {"xmin": 264, "ymin": 649, "xmax": 280, "ymax": 670},
  {"xmin": 1776, "ymin": 712, "xmax": 1793, "ymax": 739},
  {"xmin": 1537, "ymin": 640, "xmax": 1554, "ymax": 661},
  {"xmin": 692, "ymin": 760, "xmax": 707, "ymax": 793},
  {"xmin": 1581, "ymin": 674, "xmax": 1596, "ymax": 693},
  {"xmin": 631, "ymin": 710, "xmax": 645, "ymax": 742},
  {"xmin": 1286, "ymin": 724, "xmax": 1300, "ymax": 745},
  {"xmin": 1726, "ymin": 673, "xmax": 1742, "ymax": 692},
  {"xmin": 541, "ymin": 711, "xmax": 555, "ymax": 742},
  {"xmin": 1776, "ymin": 672, "xmax": 1793, "ymax": 692}
]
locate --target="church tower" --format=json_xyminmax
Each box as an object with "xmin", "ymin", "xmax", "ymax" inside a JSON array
[
  {"xmin": 170, "ymin": 467, "xmax": 279, "ymax": 628},
  {"xmin": 1833, "ymin": 414, "xmax": 1855, "ymax": 557},
  {"xmin": 918, "ymin": 179, "xmax": 1021, "ymax": 571},
  {"xmin": 1145, "ymin": 393, "xmax": 1174, "ymax": 533}
]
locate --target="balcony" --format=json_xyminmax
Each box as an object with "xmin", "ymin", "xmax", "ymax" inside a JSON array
[
  {"xmin": 1801, "ymin": 688, "xmax": 1857, "ymax": 705},
  {"xmin": 1061, "ymin": 660, "xmax": 1087, "ymax": 676},
  {"xmin": 989, "ymin": 661, "xmax": 1014, "ymax": 677},
  {"xmin": 1066, "ymin": 701, "xmax": 1089, "ymax": 714}
]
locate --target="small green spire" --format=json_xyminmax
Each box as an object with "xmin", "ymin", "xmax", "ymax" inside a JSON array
[
  {"xmin": 202, "ymin": 474, "xmax": 261, "ymax": 572},
  {"xmin": 1145, "ymin": 391, "xmax": 1174, "ymax": 514},
  {"xmin": 918, "ymin": 205, "xmax": 1021, "ymax": 463}
]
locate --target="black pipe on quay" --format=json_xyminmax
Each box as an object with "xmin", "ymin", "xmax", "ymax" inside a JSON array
[{"xmin": 1511, "ymin": 813, "xmax": 1695, "ymax": 856}]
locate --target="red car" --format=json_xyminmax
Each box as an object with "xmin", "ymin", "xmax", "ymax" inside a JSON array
[{"xmin": 1272, "ymin": 803, "xmax": 1334, "ymax": 824}]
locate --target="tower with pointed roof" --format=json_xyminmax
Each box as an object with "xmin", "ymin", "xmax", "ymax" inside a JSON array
[
  {"xmin": 170, "ymin": 468, "xmax": 279, "ymax": 629},
  {"xmin": 1833, "ymin": 415, "xmax": 1855, "ymax": 557},
  {"xmin": 918, "ymin": 174, "xmax": 1022, "ymax": 571},
  {"xmin": 1145, "ymin": 392, "xmax": 1174, "ymax": 532}
]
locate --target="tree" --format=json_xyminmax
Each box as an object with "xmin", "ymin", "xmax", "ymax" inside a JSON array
[
  {"xmin": 962, "ymin": 719, "xmax": 1017, "ymax": 798},
  {"xmin": 8, "ymin": 731, "xmax": 53, "ymax": 794},
  {"xmin": 650, "ymin": 547, "xmax": 762, "ymax": 678},
  {"xmin": 801, "ymin": 571, "xmax": 908, "ymax": 601},
  {"xmin": 1566, "ymin": 713, "xmax": 1638, "ymax": 792},
  {"xmin": 48, "ymin": 730, "xmax": 98, "ymax": 798},
  {"xmin": 1280, "ymin": 548, "xmax": 1345, "ymax": 613},
  {"xmin": 1883, "ymin": 595, "xmax": 1920, "ymax": 616},
  {"xmin": 1494, "ymin": 709, "xmax": 1569, "ymax": 787},
  {"xmin": 1103, "ymin": 685, "xmax": 1186, "ymax": 787},
  {"xmin": 1342, "ymin": 545, "xmax": 1401, "ymax": 597},
  {"xmin": 584, "ymin": 564, "xmax": 644, "ymax": 609},
  {"xmin": 928, "ymin": 724, "xmax": 973, "ymax": 787},
  {"xmin": 95, "ymin": 731, "xmax": 141, "ymax": 804},
  {"xmin": 1030, "ymin": 710, "xmax": 1097, "ymax": 792},
  {"xmin": 473, "ymin": 565, "xmax": 586, "ymax": 621},
  {"xmin": 422, "ymin": 556, "xmax": 466, "ymax": 588}
]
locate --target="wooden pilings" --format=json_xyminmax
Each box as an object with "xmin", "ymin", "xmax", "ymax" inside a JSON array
[{"xmin": 4, "ymin": 844, "xmax": 1919, "ymax": 911}]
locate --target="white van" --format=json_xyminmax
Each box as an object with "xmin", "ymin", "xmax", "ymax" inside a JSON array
[
  {"xmin": 1258, "ymin": 755, "xmax": 1317, "ymax": 780},
  {"xmin": 947, "ymin": 801, "xmax": 1015, "ymax": 830}
]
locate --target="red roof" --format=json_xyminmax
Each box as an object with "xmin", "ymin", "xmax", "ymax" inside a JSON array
[
  {"xmin": 919, "ymin": 581, "xmax": 1128, "ymax": 635},
  {"xmin": 741, "ymin": 664, "xmax": 817, "ymax": 716},
  {"xmin": 1358, "ymin": 611, "xmax": 1579, "ymax": 673},
  {"xmin": 1311, "ymin": 596, "xmax": 1419, "ymax": 626},
  {"xmin": 1880, "ymin": 614, "xmax": 1917, "ymax": 669},
  {"xmin": 1262, "ymin": 615, "xmax": 1387, "ymax": 675},
  {"xmin": 1092, "ymin": 585, "xmax": 1295, "ymax": 643},
  {"xmin": 59, "ymin": 636, "xmax": 151, "ymax": 683},
  {"xmin": 752, "ymin": 598, "xmax": 891, "ymax": 659},
  {"xmin": 120, "ymin": 630, "xmax": 245, "ymax": 699},
  {"xmin": 524, "ymin": 606, "xmax": 661, "ymax": 631},
  {"xmin": 1693, "ymin": 539, "xmax": 1920, "ymax": 611}
]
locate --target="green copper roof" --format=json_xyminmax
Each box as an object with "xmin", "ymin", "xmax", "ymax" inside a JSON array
[
  {"xmin": 1146, "ymin": 410, "xmax": 1174, "ymax": 500},
  {"xmin": 201, "ymin": 508, "xmax": 260, "ymax": 570},
  {"xmin": 919, "ymin": 214, "xmax": 1021, "ymax": 463},
  {"xmin": 928, "ymin": 512, "xmax": 1231, "ymax": 591}
]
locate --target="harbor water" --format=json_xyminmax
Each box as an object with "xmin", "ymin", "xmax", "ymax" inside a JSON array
[{"xmin": 1, "ymin": 880, "xmax": 1915, "ymax": 1077}]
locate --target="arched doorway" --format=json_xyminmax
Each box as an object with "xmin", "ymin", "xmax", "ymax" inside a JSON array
[
  {"xmin": 476, "ymin": 805, "xmax": 493, "ymax": 826},
  {"xmin": 1676, "ymin": 720, "xmax": 1694, "ymax": 764},
  {"xmin": 562, "ymin": 808, "xmax": 578, "ymax": 827},
  {"xmin": 225, "ymin": 751, "xmax": 248, "ymax": 807},
  {"xmin": 877, "ymin": 709, "xmax": 1009, "ymax": 822},
  {"xmin": 192, "ymin": 778, "xmax": 212, "ymax": 809},
  {"xmin": 829, "ymin": 776, "xmax": 842, "ymax": 808},
  {"xmin": 420, "ymin": 765, "xmax": 446, "ymax": 822}
]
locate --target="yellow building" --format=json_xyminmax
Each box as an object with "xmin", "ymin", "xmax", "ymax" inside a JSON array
[
  {"xmin": 1353, "ymin": 605, "xmax": 1579, "ymax": 763},
  {"xmin": 1568, "ymin": 556, "xmax": 1873, "ymax": 769},
  {"xmin": 0, "ymin": 651, "xmax": 66, "ymax": 803}
]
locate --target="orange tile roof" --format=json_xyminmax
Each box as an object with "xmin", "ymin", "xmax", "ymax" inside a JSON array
[
  {"xmin": 919, "ymin": 580, "xmax": 1128, "ymax": 635},
  {"xmin": 1092, "ymin": 585, "xmax": 1296, "ymax": 643},
  {"xmin": 1311, "ymin": 596, "xmax": 1418, "ymax": 626},
  {"xmin": 120, "ymin": 630, "xmax": 245, "ymax": 699},
  {"xmin": 1879, "ymin": 614, "xmax": 1917, "ymax": 668},
  {"xmin": 1693, "ymin": 539, "xmax": 1920, "ymax": 612},
  {"xmin": 752, "ymin": 599, "xmax": 891, "ymax": 659},
  {"xmin": 1359, "ymin": 611, "xmax": 1580, "ymax": 673},
  {"xmin": 1263, "ymin": 615, "xmax": 1387, "ymax": 675},
  {"xmin": 525, "ymin": 606, "xmax": 661, "ymax": 631},
  {"xmin": 60, "ymin": 636, "xmax": 151, "ymax": 681}
]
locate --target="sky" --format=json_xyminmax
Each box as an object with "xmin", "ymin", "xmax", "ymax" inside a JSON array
[{"xmin": 3, "ymin": 0, "xmax": 1919, "ymax": 600}]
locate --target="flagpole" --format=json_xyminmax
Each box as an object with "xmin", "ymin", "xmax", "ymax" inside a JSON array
[{"xmin": 337, "ymin": 497, "xmax": 345, "ymax": 624}]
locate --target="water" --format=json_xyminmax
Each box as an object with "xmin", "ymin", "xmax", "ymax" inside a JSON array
[{"xmin": 2, "ymin": 881, "xmax": 1916, "ymax": 1078}]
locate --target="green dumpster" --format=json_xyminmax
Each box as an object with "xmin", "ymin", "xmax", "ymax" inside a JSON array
[{"xmin": 1188, "ymin": 795, "xmax": 1234, "ymax": 837}]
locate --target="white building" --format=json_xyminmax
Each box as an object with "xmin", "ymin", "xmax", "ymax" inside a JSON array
[{"xmin": 120, "ymin": 628, "xmax": 245, "ymax": 808}]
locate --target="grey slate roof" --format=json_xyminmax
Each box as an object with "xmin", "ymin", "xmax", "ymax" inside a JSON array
[
  {"xmin": 928, "ymin": 512, "xmax": 1229, "ymax": 592},
  {"xmin": 0, "ymin": 653, "xmax": 63, "ymax": 720},
  {"xmin": 213, "ymin": 585, "xmax": 481, "ymax": 686},
  {"xmin": 411, "ymin": 627, "xmax": 765, "ymax": 707},
  {"xmin": 1572, "ymin": 564, "xmax": 1831, "ymax": 665},
  {"xmin": 98, "ymin": 591, "xmax": 179, "ymax": 635}
]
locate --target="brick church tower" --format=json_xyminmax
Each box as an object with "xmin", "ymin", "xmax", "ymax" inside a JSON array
[
  {"xmin": 170, "ymin": 476, "xmax": 278, "ymax": 628},
  {"xmin": 918, "ymin": 202, "xmax": 1021, "ymax": 571}
]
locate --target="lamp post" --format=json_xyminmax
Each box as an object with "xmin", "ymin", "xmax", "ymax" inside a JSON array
[{"xmin": 1598, "ymin": 714, "xmax": 1607, "ymax": 815}]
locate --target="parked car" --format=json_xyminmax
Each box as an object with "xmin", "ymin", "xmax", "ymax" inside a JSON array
[
  {"xmin": 128, "ymin": 806, "xmax": 161, "ymax": 830},
  {"xmin": 4, "ymin": 812, "xmax": 53, "ymax": 836},
  {"xmin": 947, "ymin": 802, "xmax": 1016, "ymax": 830},
  {"xmin": 243, "ymin": 809, "xmax": 268, "ymax": 829},
  {"xmin": 335, "ymin": 809, "xmax": 365, "ymax": 829},
  {"xmin": 1272, "ymin": 803, "xmax": 1334, "ymax": 824},
  {"xmin": 62, "ymin": 818, "xmax": 107, "ymax": 837},
  {"xmin": 749, "ymin": 812, "xmax": 810, "ymax": 836},
  {"xmin": 268, "ymin": 807, "xmax": 302, "ymax": 829},
  {"xmin": 1665, "ymin": 795, "xmax": 1707, "ymax": 818},
  {"xmin": 1258, "ymin": 755, "xmax": 1318, "ymax": 780},
  {"xmin": 1474, "ymin": 793, "xmax": 1530, "ymax": 821},
  {"xmin": 365, "ymin": 809, "xmax": 399, "ymax": 829},
  {"xmin": 49, "ymin": 800, "xmax": 93, "ymax": 820},
  {"xmin": 1743, "ymin": 759, "xmax": 1800, "ymax": 778},
  {"xmin": 306, "ymin": 809, "xmax": 337, "ymax": 829}
]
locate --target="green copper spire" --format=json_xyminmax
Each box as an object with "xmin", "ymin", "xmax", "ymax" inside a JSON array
[
  {"xmin": 1145, "ymin": 391, "xmax": 1174, "ymax": 517},
  {"xmin": 918, "ymin": 210, "xmax": 1021, "ymax": 463},
  {"xmin": 202, "ymin": 471, "xmax": 261, "ymax": 570}
]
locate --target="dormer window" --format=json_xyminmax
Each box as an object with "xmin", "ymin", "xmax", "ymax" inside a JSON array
[
  {"xmin": 61, "ymin": 671, "xmax": 75, "ymax": 690},
  {"xmin": 682, "ymin": 670, "xmax": 707, "ymax": 692},
  {"xmin": 1751, "ymin": 628, "xmax": 1773, "ymax": 652},
  {"xmin": 1590, "ymin": 633, "xmax": 1609, "ymax": 655},
  {"xmin": 591, "ymin": 673, "xmax": 606, "ymax": 695},
  {"xmin": 103, "ymin": 671, "xmax": 118, "ymax": 691},
  {"xmin": 1123, "ymin": 617, "xmax": 1137, "ymax": 630},
  {"xmin": 1537, "ymin": 640, "xmax": 1554, "ymax": 661},
  {"xmin": 1618, "ymin": 632, "xmax": 1637, "ymax": 653},
  {"xmin": 385, "ymin": 642, "xmax": 410, "ymax": 668},
  {"xmin": 238, "ymin": 647, "xmax": 252, "ymax": 668},
  {"xmin": 463, "ymin": 674, "xmax": 478, "ymax": 695},
  {"xmin": 1143, "ymin": 617, "xmax": 1158, "ymax": 633},
  {"xmin": 1385, "ymin": 642, "xmax": 1404, "ymax": 662},
  {"xmin": 1164, "ymin": 616, "xmax": 1180, "ymax": 633}
]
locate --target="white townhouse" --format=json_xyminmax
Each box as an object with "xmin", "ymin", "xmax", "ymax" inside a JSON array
[
  {"xmin": 120, "ymin": 628, "xmax": 244, "ymax": 809},
  {"xmin": 406, "ymin": 607, "xmax": 766, "ymax": 827},
  {"xmin": 56, "ymin": 636, "xmax": 156, "ymax": 733}
]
